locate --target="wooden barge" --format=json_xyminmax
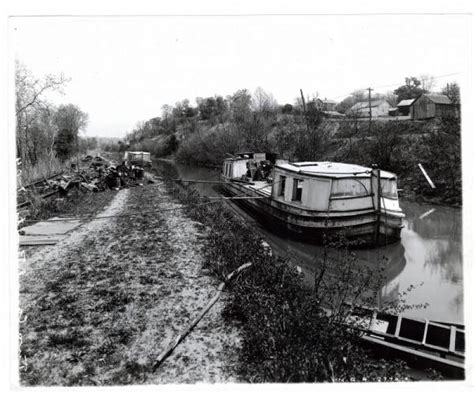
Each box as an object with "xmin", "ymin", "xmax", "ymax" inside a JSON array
[
  {"xmin": 221, "ymin": 153, "xmax": 405, "ymax": 246},
  {"xmin": 346, "ymin": 306, "xmax": 465, "ymax": 378}
]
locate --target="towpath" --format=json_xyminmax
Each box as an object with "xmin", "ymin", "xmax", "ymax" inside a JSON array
[{"xmin": 19, "ymin": 178, "xmax": 241, "ymax": 385}]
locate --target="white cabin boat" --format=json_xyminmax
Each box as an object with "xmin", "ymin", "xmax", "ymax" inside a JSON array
[
  {"xmin": 123, "ymin": 151, "xmax": 152, "ymax": 168},
  {"xmin": 221, "ymin": 153, "xmax": 405, "ymax": 246}
]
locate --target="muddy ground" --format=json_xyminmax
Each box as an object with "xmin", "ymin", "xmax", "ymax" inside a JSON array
[{"xmin": 19, "ymin": 179, "xmax": 241, "ymax": 385}]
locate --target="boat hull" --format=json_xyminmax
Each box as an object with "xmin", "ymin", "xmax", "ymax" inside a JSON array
[{"xmin": 221, "ymin": 180, "xmax": 403, "ymax": 247}]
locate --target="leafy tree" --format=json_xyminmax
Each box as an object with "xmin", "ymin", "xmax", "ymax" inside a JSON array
[
  {"xmin": 393, "ymin": 77, "xmax": 427, "ymax": 103},
  {"xmin": 229, "ymin": 89, "xmax": 252, "ymax": 125},
  {"xmin": 53, "ymin": 104, "xmax": 88, "ymax": 161},
  {"xmin": 281, "ymin": 103, "xmax": 293, "ymax": 114},
  {"xmin": 172, "ymin": 99, "xmax": 196, "ymax": 119},
  {"xmin": 55, "ymin": 128, "xmax": 77, "ymax": 161},
  {"xmin": 196, "ymin": 97, "xmax": 218, "ymax": 120}
]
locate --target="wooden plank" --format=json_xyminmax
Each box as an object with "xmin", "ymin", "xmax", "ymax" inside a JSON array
[
  {"xmin": 449, "ymin": 326, "xmax": 456, "ymax": 353},
  {"xmin": 394, "ymin": 315, "xmax": 402, "ymax": 337},
  {"xmin": 19, "ymin": 235, "xmax": 65, "ymax": 246},
  {"xmin": 422, "ymin": 320, "xmax": 429, "ymax": 345},
  {"xmin": 418, "ymin": 163, "xmax": 436, "ymax": 189}
]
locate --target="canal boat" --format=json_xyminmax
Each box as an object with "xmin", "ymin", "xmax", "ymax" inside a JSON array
[
  {"xmin": 221, "ymin": 153, "xmax": 405, "ymax": 246},
  {"xmin": 346, "ymin": 306, "xmax": 465, "ymax": 378},
  {"xmin": 124, "ymin": 151, "xmax": 152, "ymax": 168}
]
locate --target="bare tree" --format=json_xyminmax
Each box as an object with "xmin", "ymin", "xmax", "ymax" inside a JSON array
[
  {"xmin": 252, "ymin": 87, "xmax": 278, "ymax": 116},
  {"xmin": 15, "ymin": 60, "xmax": 69, "ymax": 165},
  {"xmin": 419, "ymin": 74, "xmax": 436, "ymax": 92},
  {"xmin": 383, "ymin": 91, "xmax": 398, "ymax": 107},
  {"xmin": 441, "ymin": 82, "xmax": 460, "ymax": 105}
]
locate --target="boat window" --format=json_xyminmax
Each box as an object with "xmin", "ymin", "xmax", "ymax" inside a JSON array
[
  {"xmin": 381, "ymin": 179, "xmax": 398, "ymax": 199},
  {"xmin": 278, "ymin": 176, "xmax": 286, "ymax": 196},
  {"xmin": 331, "ymin": 179, "xmax": 370, "ymax": 198},
  {"xmin": 292, "ymin": 178, "xmax": 304, "ymax": 201},
  {"xmin": 224, "ymin": 163, "xmax": 231, "ymax": 178}
]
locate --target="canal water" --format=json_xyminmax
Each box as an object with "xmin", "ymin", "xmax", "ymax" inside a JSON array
[{"xmin": 155, "ymin": 160, "xmax": 464, "ymax": 324}]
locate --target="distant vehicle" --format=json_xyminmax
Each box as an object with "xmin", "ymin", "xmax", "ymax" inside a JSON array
[
  {"xmin": 221, "ymin": 153, "xmax": 405, "ymax": 246},
  {"xmin": 123, "ymin": 151, "xmax": 152, "ymax": 168}
]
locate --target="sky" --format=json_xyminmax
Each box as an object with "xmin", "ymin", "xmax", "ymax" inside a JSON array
[{"xmin": 10, "ymin": 14, "xmax": 471, "ymax": 138}]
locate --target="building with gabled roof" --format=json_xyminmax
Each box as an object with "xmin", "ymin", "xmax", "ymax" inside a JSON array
[
  {"xmin": 396, "ymin": 98, "xmax": 415, "ymax": 116},
  {"xmin": 347, "ymin": 99, "xmax": 391, "ymax": 118},
  {"xmin": 411, "ymin": 94, "xmax": 457, "ymax": 120}
]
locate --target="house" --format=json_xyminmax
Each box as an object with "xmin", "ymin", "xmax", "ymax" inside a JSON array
[
  {"xmin": 307, "ymin": 98, "xmax": 337, "ymax": 112},
  {"xmin": 318, "ymin": 98, "xmax": 337, "ymax": 112},
  {"xmin": 348, "ymin": 99, "xmax": 391, "ymax": 118},
  {"xmin": 411, "ymin": 94, "xmax": 457, "ymax": 120},
  {"xmin": 396, "ymin": 99, "xmax": 415, "ymax": 116}
]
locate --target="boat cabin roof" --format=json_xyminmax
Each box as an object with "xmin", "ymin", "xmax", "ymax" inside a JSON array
[
  {"xmin": 276, "ymin": 161, "xmax": 396, "ymax": 179},
  {"xmin": 126, "ymin": 151, "xmax": 150, "ymax": 155}
]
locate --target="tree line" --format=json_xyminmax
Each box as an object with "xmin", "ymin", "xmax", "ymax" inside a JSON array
[{"xmin": 124, "ymin": 76, "xmax": 461, "ymax": 205}]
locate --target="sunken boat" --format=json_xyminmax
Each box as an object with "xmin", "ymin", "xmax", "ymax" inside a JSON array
[{"xmin": 221, "ymin": 153, "xmax": 405, "ymax": 246}]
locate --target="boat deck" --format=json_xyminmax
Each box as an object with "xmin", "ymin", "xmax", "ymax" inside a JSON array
[{"xmin": 246, "ymin": 181, "xmax": 272, "ymax": 197}]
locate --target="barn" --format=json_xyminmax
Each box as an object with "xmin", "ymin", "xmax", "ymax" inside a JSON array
[{"xmin": 411, "ymin": 94, "xmax": 457, "ymax": 120}]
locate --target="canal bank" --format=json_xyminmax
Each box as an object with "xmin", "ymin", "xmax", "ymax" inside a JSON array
[
  {"xmin": 156, "ymin": 163, "xmax": 418, "ymax": 382},
  {"xmin": 154, "ymin": 159, "xmax": 464, "ymax": 325}
]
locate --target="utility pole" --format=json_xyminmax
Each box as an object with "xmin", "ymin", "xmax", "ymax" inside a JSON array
[
  {"xmin": 300, "ymin": 89, "xmax": 310, "ymax": 133},
  {"xmin": 367, "ymin": 87, "xmax": 373, "ymax": 132}
]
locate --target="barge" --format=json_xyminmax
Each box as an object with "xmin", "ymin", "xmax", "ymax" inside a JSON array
[
  {"xmin": 221, "ymin": 153, "xmax": 405, "ymax": 246},
  {"xmin": 346, "ymin": 306, "xmax": 465, "ymax": 378}
]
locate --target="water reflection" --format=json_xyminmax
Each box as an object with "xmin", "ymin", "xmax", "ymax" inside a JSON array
[{"xmin": 158, "ymin": 160, "xmax": 463, "ymax": 324}]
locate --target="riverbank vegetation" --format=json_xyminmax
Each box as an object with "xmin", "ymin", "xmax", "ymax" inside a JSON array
[
  {"xmin": 157, "ymin": 163, "xmax": 413, "ymax": 382},
  {"xmin": 125, "ymin": 85, "xmax": 461, "ymax": 206}
]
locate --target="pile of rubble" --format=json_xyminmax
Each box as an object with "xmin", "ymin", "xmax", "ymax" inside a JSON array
[{"xmin": 18, "ymin": 155, "xmax": 151, "ymax": 209}]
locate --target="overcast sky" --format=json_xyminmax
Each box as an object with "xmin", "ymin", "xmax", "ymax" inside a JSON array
[{"xmin": 11, "ymin": 14, "xmax": 470, "ymax": 138}]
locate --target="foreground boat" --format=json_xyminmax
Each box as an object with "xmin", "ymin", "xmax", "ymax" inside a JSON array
[
  {"xmin": 346, "ymin": 306, "xmax": 465, "ymax": 378},
  {"xmin": 221, "ymin": 153, "xmax": 405, "ymax": 246}
]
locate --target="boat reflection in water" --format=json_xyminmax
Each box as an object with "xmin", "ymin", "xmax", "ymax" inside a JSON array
[{"xmin": 252, "ymin": 220, "xmax": 407, "ymax": 305}]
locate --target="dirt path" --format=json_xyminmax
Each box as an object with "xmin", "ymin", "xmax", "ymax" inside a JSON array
[{"xmin": 19, "ymin": 182, "xmax": 241, "ymax": 385}]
